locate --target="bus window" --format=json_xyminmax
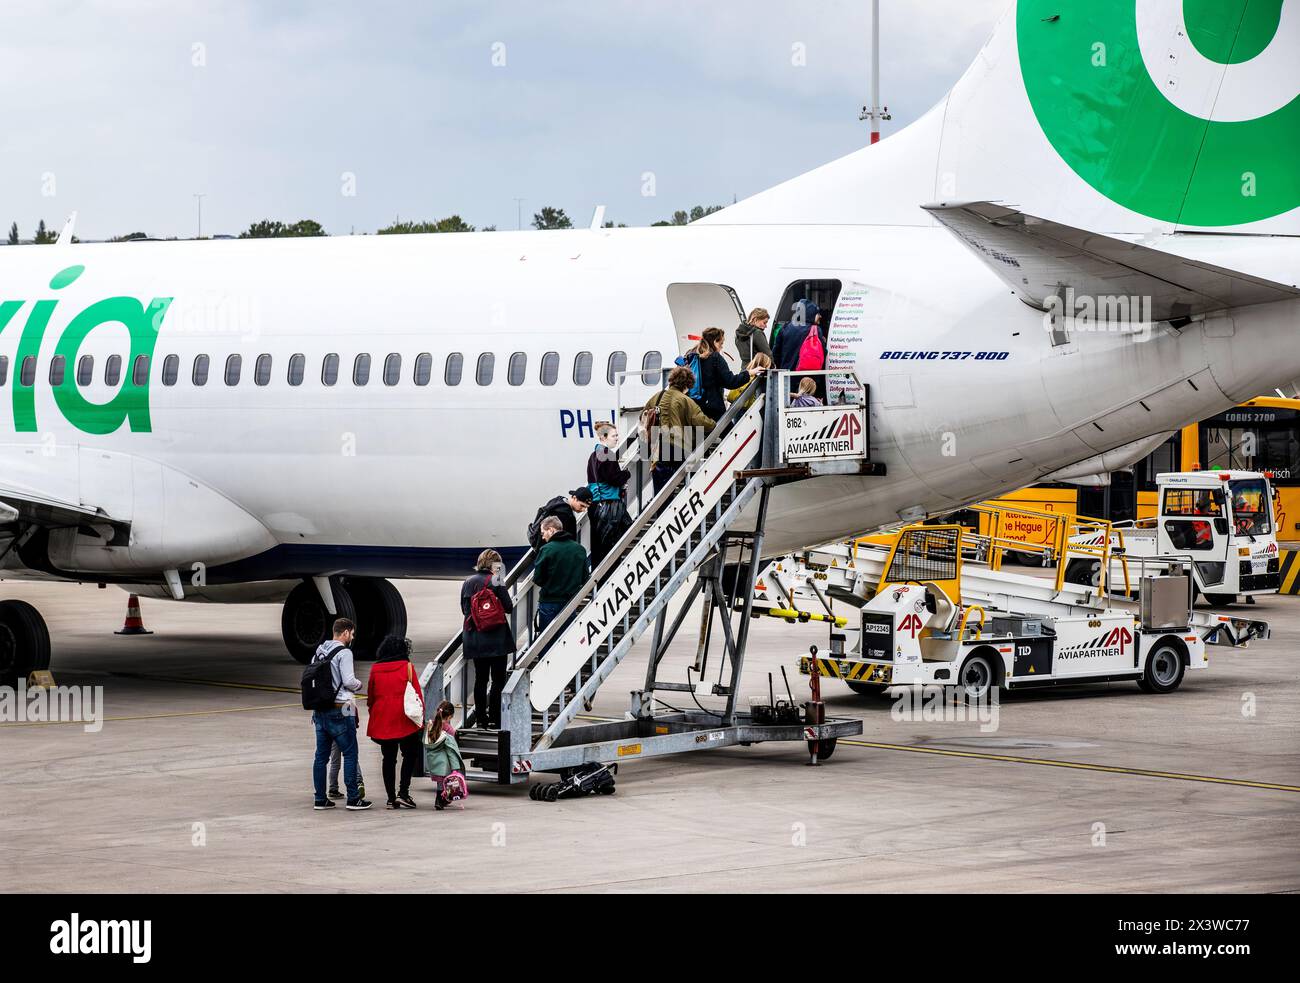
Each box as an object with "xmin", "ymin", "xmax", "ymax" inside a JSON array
[{"xmin": 1228, "ymin": 479, "xmax": 1272, "ymax": 536}]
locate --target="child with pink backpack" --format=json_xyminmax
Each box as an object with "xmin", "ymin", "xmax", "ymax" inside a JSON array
[{"xmin": 424, "ymin": 700, "xmax": 469, "ymax": 810}]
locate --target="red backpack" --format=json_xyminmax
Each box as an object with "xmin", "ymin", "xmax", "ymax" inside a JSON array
[
  {"xmin": 795, "ymin": 324, "xmax": 825, "ymax": 371},
  {"xmin": 468, "ymin": 580, "xmax": 508, "ymax": 632}
]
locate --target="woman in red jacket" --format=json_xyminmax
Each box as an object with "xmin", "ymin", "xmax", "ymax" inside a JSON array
[{"xmin": 366, "ymin": 635, "xmax": 424, "ymax": 809}]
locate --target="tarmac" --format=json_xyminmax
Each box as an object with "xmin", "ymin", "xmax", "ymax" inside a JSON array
[{"xmin": 1, "ymin": 577, "xmax": 1297, "ymax": 893}]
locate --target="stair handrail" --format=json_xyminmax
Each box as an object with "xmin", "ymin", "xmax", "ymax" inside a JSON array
[
  {"xmin": 509, "ymin": 373, "xmax": 768, "ymax": 675},
  {"xmin": 432, "ymin": 413, "xmax": 655, "ymax": 674}
]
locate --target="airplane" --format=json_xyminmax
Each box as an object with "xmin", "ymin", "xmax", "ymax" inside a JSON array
[{"xmin": 1, "ymin": 0, "xmax": 1297, "ymax": 683}]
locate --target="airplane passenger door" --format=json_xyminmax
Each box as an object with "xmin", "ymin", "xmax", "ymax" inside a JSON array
[{"xmin": 666, "ymin": 283, "xmax": 745, "ymax": 368}]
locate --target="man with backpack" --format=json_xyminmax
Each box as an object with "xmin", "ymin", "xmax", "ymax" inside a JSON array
[
  {"xmin": 460, "ymin": 549, "xmax": 515, "ymax": 730},
  {"xmin": 304, "ymin": 617, "xmax": 372, "ymax": 811},
  {"xmin": 642, "ymin": 366, "xmax": 716, "ymax": 494},
  {"xmin": 534, "ymin": 516, "xmax": 589, "ymax": 633},
  {"xmin": 774, "ymin": 300, "xmax": 826, "ymax": 376},
  {"xmin": 526, "ymin": 487, "xmax": 592, "ymax": 551}
]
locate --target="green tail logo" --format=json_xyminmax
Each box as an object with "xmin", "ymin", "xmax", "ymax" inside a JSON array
[
  {"xmin": 0, "ymin": 266, "xmax": 170, "ymax": 435},
  {"xmin": 1018, "ymin": 0, "xmax": 1299, "ymax": 226}
]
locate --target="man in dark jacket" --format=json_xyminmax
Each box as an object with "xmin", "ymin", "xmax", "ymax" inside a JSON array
[
  {"xmin": 528, "ymin": 487, "xmax": 592, "ymax": 549},
  {"xmin": 773, "ymin": 300, "xmax": 823, "ymax": 373},
  {"xmin": 534, "ymin": 516, "xmax": 590, "ymax": 632}
]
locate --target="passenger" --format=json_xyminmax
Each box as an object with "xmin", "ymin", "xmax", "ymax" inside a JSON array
[
  {"xmin": 774, "ymin": 300, "xmax": 825, "ymax": 374},
  {"xmin": 527, "ymin": 487, "xmax": 593, "ymax": 550},
  {"xmin": 311, "ymin": 617, "xmax": 372, "ymax": 811},
  {"xmin": 365, "ymin": 634, "xmax": 424, "ymax": 810},
  {"xmin": 587, "ymin": 421, "xmax": 632, "ymax": 570},
  {"xmin": 728, "ymin": 352, "xmax": 773, "ymax": 403},
  {"xmin": 678, "ymin": 326, "xmax": 758, "ymax": 421},
  {"xmin": 735, "ymin": 307, "xmax": 773, "ymax": 365},
  {"xmin": 642, "ymin": 366, "xmax": 715, "ymax": 494},
  {"xmin": 790, "ymin": 376, "xmax": 823, "ymax": 407},
  {"xmin": 460, "ymin": 549, "xmax": 514, "ymax": 730},
  {"xmin": 534, "ymin": 515, "xmax": 590, "ymax": 632},
  {"xmin": 424, "ymin": 699, "xmax": 468, "ymax": 810},
  {"xmin": 327, "ymin": 730, "xmax": 365, "ymax": 803}
]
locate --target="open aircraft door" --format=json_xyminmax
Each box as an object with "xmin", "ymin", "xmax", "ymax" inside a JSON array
[{"xmin": 666, "ymin": 283, "xmax": 745, "ymax": 369}]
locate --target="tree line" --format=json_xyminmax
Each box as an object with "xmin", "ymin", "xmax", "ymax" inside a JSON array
[{"xmin": 3, "ymin": 204, "xmax": 725, "ymax": 244}]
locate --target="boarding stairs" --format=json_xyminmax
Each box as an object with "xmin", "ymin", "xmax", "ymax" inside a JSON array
[{"xmin": 422, "ymin": 371, "xmax": 874, "ymax": 783}]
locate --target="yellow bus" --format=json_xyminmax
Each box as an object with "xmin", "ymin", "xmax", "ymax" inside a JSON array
[{"xmin": 973, "ymin": 397, "xmax": 1300, "ymax": 553}]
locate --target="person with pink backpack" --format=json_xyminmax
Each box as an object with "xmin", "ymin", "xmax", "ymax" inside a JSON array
[
  {"xmin": 424, "ymin": 699, "xmax": 469, "ymax": 810},
  {"xmin": 774, "ymin": 300, "xmax": 826, "ymax": 376}
]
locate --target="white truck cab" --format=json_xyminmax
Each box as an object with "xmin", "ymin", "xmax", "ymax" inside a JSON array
[{"xmin": 1066, "ymin": 471, "xmax": 1280, "ymax": 605}]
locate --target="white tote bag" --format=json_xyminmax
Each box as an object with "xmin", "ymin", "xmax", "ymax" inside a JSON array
[{"xmin": 403, "ymin": 663, "xmax": 424, "ymax": 728}]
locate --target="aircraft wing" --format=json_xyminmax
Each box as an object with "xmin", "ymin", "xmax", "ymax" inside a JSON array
[
  {"xmin": 0, "ymin": 478, "xmax": 125, "ymax": 536},
  {"xmin": 923, "ymin": 201, "xmax": 1300, "ymax": 320}
]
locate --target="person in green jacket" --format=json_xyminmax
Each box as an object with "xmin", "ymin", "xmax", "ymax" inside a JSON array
[
  {"xmin": 642, "ymin": 365, "xmax": 716, "ymax": 493},
  {"xmin": 534, "ymin": 516, "xmax": 590, "ymax": 632}
]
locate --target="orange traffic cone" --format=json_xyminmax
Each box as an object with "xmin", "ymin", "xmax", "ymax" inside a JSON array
[{"xmin": 115, "ymin": 594, "xmax": 154, "ymax": 636}]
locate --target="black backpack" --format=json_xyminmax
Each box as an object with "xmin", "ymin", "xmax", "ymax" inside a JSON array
[
  {"xmin": 300, "ymin": 645, "xmax": 342, "ymax": 711},
  {"xmin": 527, "ymin": 498, "xmax": 566, "ymax": 551}
]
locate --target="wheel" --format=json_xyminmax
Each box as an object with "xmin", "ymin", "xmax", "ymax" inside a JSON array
[
  {"xmin": 1139, "ymin": 641, "xmax": 1185, "ymax": 694},
  {"xmin": 815, "ymin": 738, "xmax": 837, "ymax": 761},
  {"xmin": 1065, "ymin": 558, "xmax": 1101, "ymax": 588},
  {"xmin": 0, "ymin": 600, "xmax": 51, "ymax": 687},
  {"xmin": 280, "ymin": 579, "xmax": 357, "ymax": 665},
  {"xmin": 957, "ymin": 652, "xmax": 997, "ymax": 703},
  {"xmin": 1204, "ymin": 593, "xmax": 1237, "ymax": 608},
  {"xmin": 342, "ymin": 577, "xmax": 407, "ymax": 661}
]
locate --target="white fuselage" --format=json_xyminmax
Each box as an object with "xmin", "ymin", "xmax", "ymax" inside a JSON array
[{"xmin": 1, "ymin": 223, "xmax": 1297, "ymax": 588}]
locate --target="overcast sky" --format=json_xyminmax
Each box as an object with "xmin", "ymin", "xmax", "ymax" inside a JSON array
[{"xmin": 0, "ymin": 0, "xmax": 1006, "ymax": 240}]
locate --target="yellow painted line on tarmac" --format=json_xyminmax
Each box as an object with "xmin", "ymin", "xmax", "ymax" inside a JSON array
[
  {"xmin": 837, "ymin": 739, "xmax": 1300, "ymax": 793},
  {"xmin": 0, "ymin": 703, "xmax": 301, "ymax": 727},
  {"xmin": 105, "ymin": 671, "xmax": 307, "ymax": 696}
]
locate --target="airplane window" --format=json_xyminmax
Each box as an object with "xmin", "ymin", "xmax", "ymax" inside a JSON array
[
  {"xmin": 541, "ymin": 352, "xmax": 559, "ymax": 386},
  {"xmin": 132, "ymin": 355, "xmax": 150, "ymax": 386},
  {"xmin": 383, "ymin": 353, "xmax": 401, "ymax": 386},
  {"xmin": 574, "ymin": 351, "xmax": 592, "ymax": 386},
  {"xmin": 287, "ymin": 354, "xmax": 305, "ymax": 386},
  {"xmin": 0, "ymin": 355, "xmax": 8, "ymax": 386},
  {"xmin": 445, "ymin": 353, "xmax": 463, "ymax": 386},
  {"xmin": 193, "ymin": 355, "xmax": 210, "ymax": 386},
  {"xmin": 641, "ymin": 351, "xmax": 662, "ymax": 385},
  {"xmin": 414, "ymin": 353, "xmax": 432, "ymax": 386},
  {"xmin": 224, "ymin": 354, "xmax": 242, "ymax": 386},
  {"xmin": 354, "ymin": 354, "xmax": 371, "ymax": 386},
  {"xmin": 20, "ymin": 357, "xmax": 36, "ymax": 387},
  {"xmin": 162, "ymin": 355, "xmax": 179, "ymax": 386},
  {"xmin": 105, "ymin": 355, "xmax": 122, "ymax": 387},
  {"xmin": 322, "ymin": 353, "xmax": 339, "ymax": 386},
  {"xmin": 477, "ymin": 352, "xmax": 495, "ymax": 386},
  {"xmin": 254, "ymin": 354, "xmax": 272, "ymax": 387},
  {"xmin": 607, "ymin": 351, "xmax": 627, "ymax": 386},
  {"xmin": 508, "ymin": 352, "xmax": 526, "ymax": 386},
  {"xmin": 77, "ymin": 356, "xmax": 94, "ymax": 386},
  {"xmin": 49, "ymin": 355, "xmax": 66, "ymax": 386}
]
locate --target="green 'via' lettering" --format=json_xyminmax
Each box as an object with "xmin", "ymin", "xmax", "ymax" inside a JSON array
[{"xmin": 0, "ymin": 265, "xmax": 171, "ymax": 435}]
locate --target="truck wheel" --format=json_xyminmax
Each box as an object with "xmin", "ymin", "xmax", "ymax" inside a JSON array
[
  {"xmin": 1204, "ymin": 593, "xmax": 1237, "ymax": 608},
  {"xmin": 1065, "ymin": 559, "xmax": 1101, "ymax": 587},
  {"xmin": 957, "ymin": 652, "xmax": 996, "ymax": 703},
  {"xmin": 1138, "ymin": 641, "xmax": 1185, "ymax": 694}
]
